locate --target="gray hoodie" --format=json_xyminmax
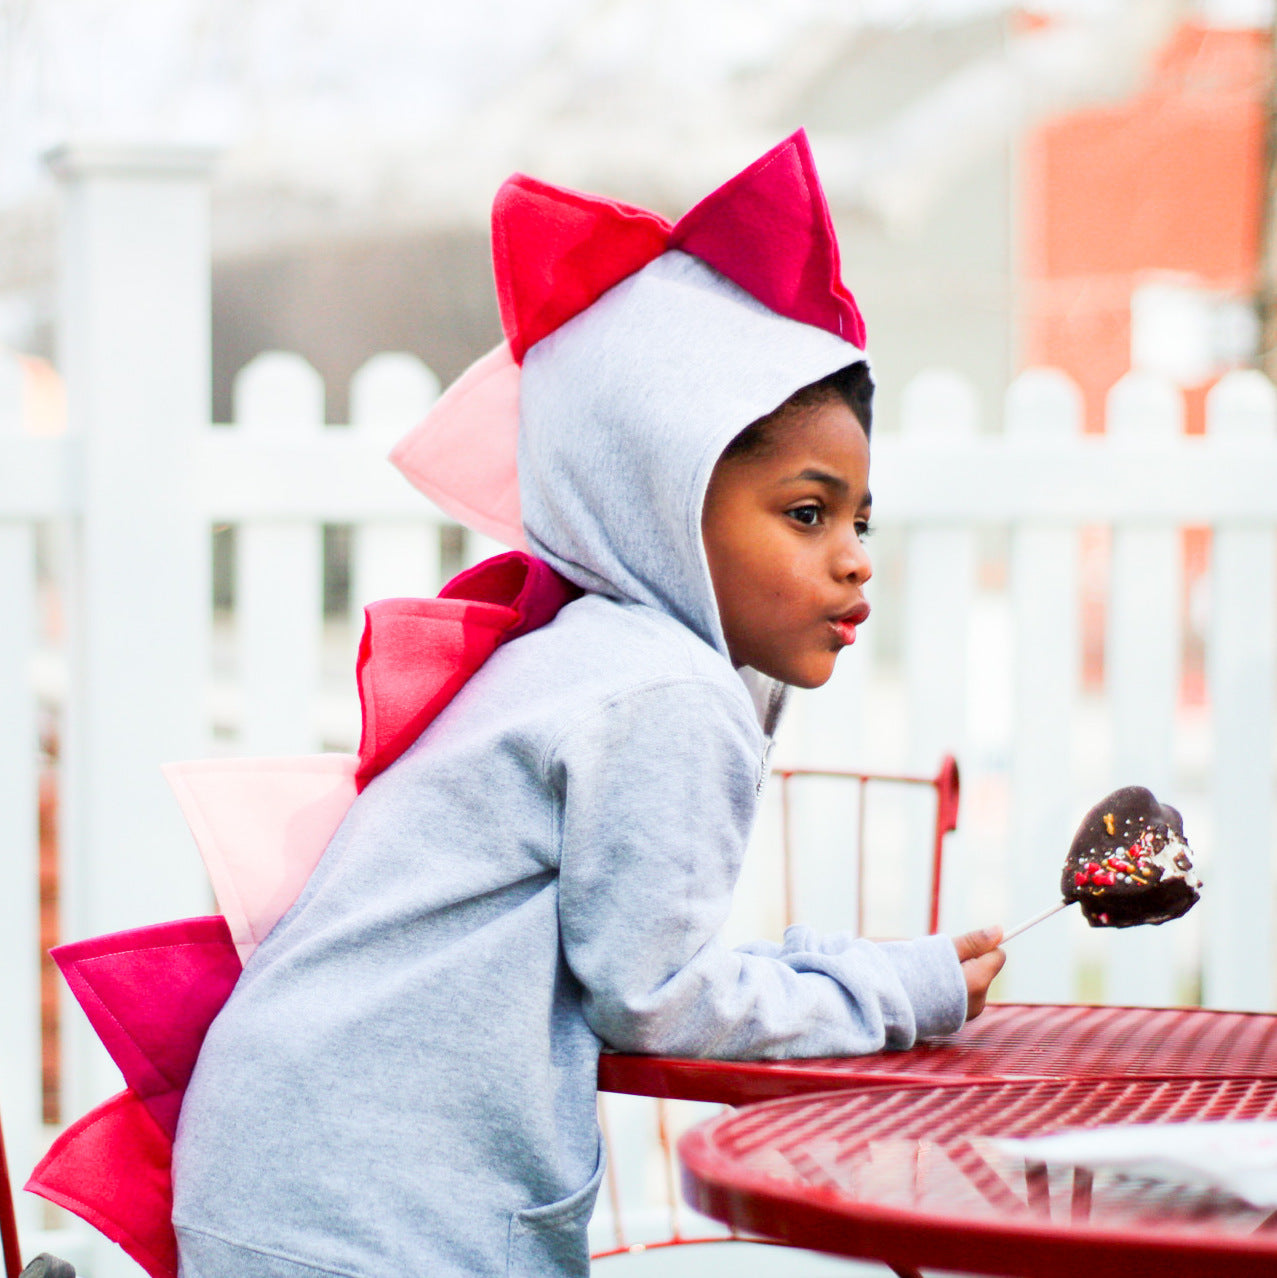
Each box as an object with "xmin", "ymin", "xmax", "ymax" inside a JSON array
[{"xmin": 172, "ymin": 252, "xmax": 966, "ymax": 1278}]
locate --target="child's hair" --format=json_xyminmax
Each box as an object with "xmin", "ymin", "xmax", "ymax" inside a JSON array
[{"xmin": 720, "ymin": 360, "xmax": 874, "ymax": 462}]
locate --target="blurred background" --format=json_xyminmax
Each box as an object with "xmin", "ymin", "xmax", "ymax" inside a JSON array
[
  {"xmin": 1, "ymin": 0, "xmax": 1266, "ymax": 422},
  {"xmin": 3, "ymin": 0, "xmax": 1277, "ymax": 1273}
]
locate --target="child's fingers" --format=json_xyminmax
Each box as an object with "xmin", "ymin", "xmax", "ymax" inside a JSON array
[
  {"xmin": 963, "ymin": 946, "xmax": 1007, "ymax": 1020},
  {"xmin": 953, "ymin": 925, "xmax": 1003, "ymax": 963},
  {"xmin": 963, "ymin": 947, "xmax": 1006, "ymax": 987}
]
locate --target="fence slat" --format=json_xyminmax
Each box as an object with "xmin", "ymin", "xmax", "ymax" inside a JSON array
[
  {"xmin": 0, "ymin": 351, "xmax": 41, "ymax": 1248},
  {"xmin": 1204, "ymin": 369, "xmax": 1276, "ymax": 1011},
  {"xmin": 1002, "ymin": 368, "xmax": 1083, "ymax": 1001},
  {"xmin": 865, "ymin": 434, "xmax": 1277, "ymax": 522},
  {"xmin": 349, "ymin": 353, "xmax": 442, "ymax": 607},
  {"xmin": 0, "ymin": 436, "xmax": 72, "ymax": 516},
  {"xmin": 1104, "ymin": 371, "xmax": 1184, "ymax": 1007},
  {"xmin": 234, "ymin": 353, "xmax": 326, "ymax": 755},
  {"xmin": 900, "ymin": 370, "xmax": 978, "ymax": 935},
  {"xmin": 50, "ymin": 149, "xmax": 215, "ymax": 1213}
]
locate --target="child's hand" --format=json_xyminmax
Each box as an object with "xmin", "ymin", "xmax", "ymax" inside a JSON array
[{"xmin": 953, "ymin": 927, "xmax": 1005, "ymax": 1021}]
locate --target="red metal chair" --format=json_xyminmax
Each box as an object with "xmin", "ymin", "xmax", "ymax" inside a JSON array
[
  {"xmin": 0, "ymin": 1106, "xmax": 19, "ymax": 1278},
  {"xmin": 0, "ymin": 1106, "xmax": 74, "ymax": 1278},
  {"xmin": 592, "ymin": 755, "xmax": 961, "ymax": 1260}
]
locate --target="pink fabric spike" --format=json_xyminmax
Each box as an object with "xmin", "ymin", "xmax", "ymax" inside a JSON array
[
  {"xmin": 355, "ymin": 551, "xmax": 580, "ymax": 789},
  {"xmin": 492, "ymin": 175, "xmax": 672, "ymax": 363},
  {"xmin": 50, "ymin": 917, "xmax": 242, "ymax": 1139},
  {"xmin": 388, "ymin": 342, "xmax": 527, "ymax": 548},
  {"xmin": 163, "ymin": 756, "xmax": 359, "ymax": 962},
  {"xmin": 155, "ymin": 556, "xmax": 577, "ymax": 963},
  {"xmin": 27, "ymin": 1088, "xmax": 179, "ymax": 1278},
  {"xmin": 669, "ymin": 129, "xmax": 866, "ymax": 350}
]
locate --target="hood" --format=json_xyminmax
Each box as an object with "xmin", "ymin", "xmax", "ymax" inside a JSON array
[{"xmin": 518, "ymin": 249, "xmax": 865, "ymax": 659}]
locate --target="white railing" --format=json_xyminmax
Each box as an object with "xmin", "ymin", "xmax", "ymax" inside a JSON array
[{"xmin": 2, "ymin": 144, "xmax": 1276, "ymax": 1274}]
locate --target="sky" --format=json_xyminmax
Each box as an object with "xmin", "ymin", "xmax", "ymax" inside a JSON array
[{"xmin": 6, "ymin": 0, "xmax": 1267, "ymax": 213}]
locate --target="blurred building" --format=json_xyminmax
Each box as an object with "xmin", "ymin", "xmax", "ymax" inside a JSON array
[
  {"xmin": 1025, "ymin": 19, "xmax": 1268, "ymax": 435},
  {"xmin": 207, "ymin": 5, "xmax": 1262, "ymax": 432},
  {"xmin": 204, "ymin": 9, "xmax": 1035, "ymax": 426}
]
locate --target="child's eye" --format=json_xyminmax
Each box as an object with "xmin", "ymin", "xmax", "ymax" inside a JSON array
[
  {"xmin": 787, "ymin": 504, "xmax": 823, "ymax": 527},
  {"xmin": 856, "ymin": 519, "xmax": 874, "ymax": 539}
]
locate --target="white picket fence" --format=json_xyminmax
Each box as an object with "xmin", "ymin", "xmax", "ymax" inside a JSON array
[{"xmin": 2, "ymin": 144, "xmax": 1277, "ymax": 1274}]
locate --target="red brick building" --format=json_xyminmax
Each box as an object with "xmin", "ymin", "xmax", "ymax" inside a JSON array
[{"xmin": 1023, "ymin": 19, "xmax": 1268, "ymax": 434}]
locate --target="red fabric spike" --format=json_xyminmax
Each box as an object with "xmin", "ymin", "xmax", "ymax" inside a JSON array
[
  {"xmin": 438, "ymin": 549, "xmax": 580, "ymax": 640},
  {"xmin": 355, "ymin": 552, "xmax": 580, "ymax": 789},
  {"xmin": 52, "ymin": 917, "xmax": 242, "ymax": 1140},
  {"xmin": 355, "ymin": 597, "xmax": 517, "ymax": 790},
  {"xmin": 492, "ymin": 174, "xmax": 672, "ymax": 363},
  {"xmin": 490, "ymin": 131, "xmax": 865, "ymax": 365},
  {"xmin": 670, "ymin": 129, "xmax": 865, "ymax": 350},
  {"xmin": 27, "ymin": 1089, "xmax": 179, "ymax": 1278}
]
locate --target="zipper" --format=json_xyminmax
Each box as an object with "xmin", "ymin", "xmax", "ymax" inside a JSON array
[{"xmin": 757, "ymin": 738, "xmax": 775, "ymax": 795}]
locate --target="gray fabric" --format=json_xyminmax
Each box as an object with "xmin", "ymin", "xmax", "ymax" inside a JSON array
[
  {"xmin": 173, "ymin": 252, "xmax": 966, "ymax": 1278},
  {"xmin": 519, "ymin": 251, "xmax": 862, "ymax": 658}
]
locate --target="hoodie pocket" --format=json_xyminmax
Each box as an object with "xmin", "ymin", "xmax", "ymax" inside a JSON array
[{"xmin": 506, "ymin": 1140, "xmax": 605, "ymax": 1278}]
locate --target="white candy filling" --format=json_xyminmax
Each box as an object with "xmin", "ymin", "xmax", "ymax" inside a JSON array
[{"xmin": 1136, "ymin": 828, "xmax": 1201, "ymax": 890}]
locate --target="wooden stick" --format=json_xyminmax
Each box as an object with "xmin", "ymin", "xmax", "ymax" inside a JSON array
[{"xmin": 1001, "ymin": 900, "xmax": 1073, "ymax": 943}]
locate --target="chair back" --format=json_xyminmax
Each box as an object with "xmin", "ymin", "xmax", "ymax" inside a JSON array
[{"xmin": 1, "ymin": 1106, "xmax": 23, "ymax": 1278}]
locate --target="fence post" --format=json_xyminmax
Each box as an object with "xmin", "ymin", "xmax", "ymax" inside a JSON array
[
  {"xmin": 47, "ymin": 143, "xmax": 216, "ymax": 1276},
  {"xmin": 900, "ymin": 369, "xmax": 978, "ymax": 935},
  {"xmin": 0, "ymin": 352, "xmax": 42, "ymax": 1250},
  {"xmin": 1001, "ymin": 368, "xmax": 1083, "ymax": 1001},
  {"xmin": 234, "ymin": 352, "xmax": 327, "ymax": 755},
  {"xmin": 1104, "ymin": 370, "xmax": 1184, "ymax": 1007},
  {"xmin": 349, "ymin": 353, "xmax": 442, "ymax": 608},
  {"xmin": 1203, "ymin": 369, "xmax": 1276, "ymax": 1011}
]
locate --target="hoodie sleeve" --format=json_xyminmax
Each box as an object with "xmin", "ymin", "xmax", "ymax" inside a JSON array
[{"xmin": 549, "ymin": 675, "xmax": 967, "ymax": 1060}]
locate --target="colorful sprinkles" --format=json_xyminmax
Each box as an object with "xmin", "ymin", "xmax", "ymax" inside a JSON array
[{"xmin": 1062, "ymin": 786, "xmax": 1200, "ymax": 929}]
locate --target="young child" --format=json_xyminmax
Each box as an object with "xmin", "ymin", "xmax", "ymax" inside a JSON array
[{"xmin": 171, "ymin": 132, "xmax": 1005, "ymax": 1278}]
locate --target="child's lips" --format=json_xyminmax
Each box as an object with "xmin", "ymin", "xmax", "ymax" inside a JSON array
[{"xmin": 831, "ymin": 601, "xmax": 871, "ymax": 646}]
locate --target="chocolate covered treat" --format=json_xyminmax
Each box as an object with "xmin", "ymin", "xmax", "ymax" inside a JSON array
[{"xmin": 1062, "ymin": 786, "xmax": 1201, "ymax": 928}]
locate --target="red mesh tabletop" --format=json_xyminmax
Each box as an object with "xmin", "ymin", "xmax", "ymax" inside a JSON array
[
  {"xmin": 600, "ymin": 1003, "xmax": 1277, "ymax": 1104},
  {"xmin": 679, "ymin": 1077, "xmax": 1277, "ymax": 1277}
]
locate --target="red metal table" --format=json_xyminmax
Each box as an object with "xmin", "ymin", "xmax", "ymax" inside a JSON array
[
  {"xmin": 600, "ymin": 1002, "xmax": 1277, "ymax": 1104},
  {"xmin": 679, "ymin": 1077, "xmax": 1277, "ymax": 1277}
]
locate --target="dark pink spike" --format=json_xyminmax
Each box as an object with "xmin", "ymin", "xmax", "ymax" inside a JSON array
[
  {"xmin": 670, "ymin": 129, "xmax": 866, "ymax": 350},
  {"xmin": 26, "ymin": 1089, "xmax": 178, "ymax": 1278},
  {"xmin": 52, "ymin": 917, "xmax": 242, "ymax": 1139},
  {"xmin": 438, "ymin": 549, "xmax": 582, "ymax": 640},
  {"xmin": 492, "ymin": 174, "xmax": 672, "ymax": 363}
]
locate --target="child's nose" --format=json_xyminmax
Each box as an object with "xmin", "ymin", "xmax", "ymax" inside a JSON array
[{"xmin": 835, "ymin": 530, "xmax": 872, "ymax": 584}]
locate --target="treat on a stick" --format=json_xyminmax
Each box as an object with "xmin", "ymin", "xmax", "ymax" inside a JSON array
[
  {"xmin": 1062, "ymin": 785, "xmax": 1201, "ymax": 928},
  {"xmin": 1003, "ymin": 786, "xmax": 1202, "ymax": 942}
]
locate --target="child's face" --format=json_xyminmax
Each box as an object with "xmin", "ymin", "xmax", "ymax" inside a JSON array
[{"xmin": 702, "ymin": 397, "xmax": 872, "ymax": 689}]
